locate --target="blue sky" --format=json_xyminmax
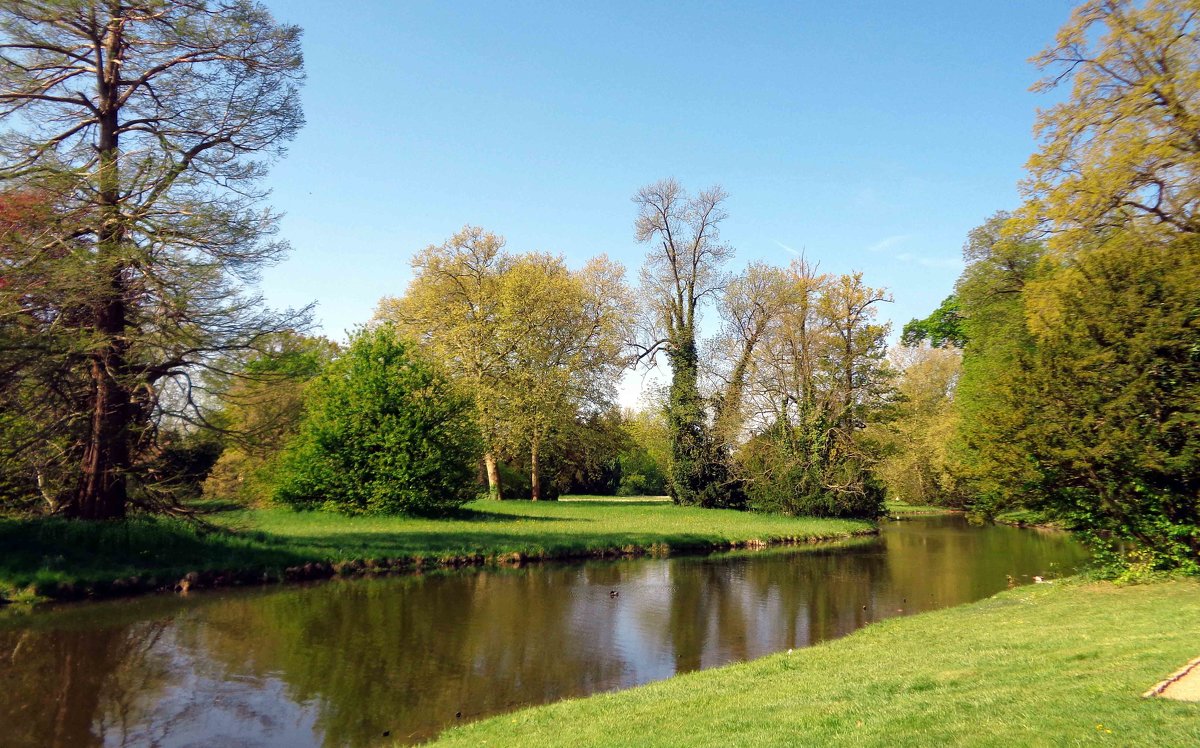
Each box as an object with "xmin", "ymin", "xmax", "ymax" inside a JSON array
[{"xmin": 256, "ymin": 1, "xmax": 1075, "ymax": 401}]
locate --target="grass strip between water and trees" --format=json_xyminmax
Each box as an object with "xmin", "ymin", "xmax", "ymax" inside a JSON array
[
  {"xmin": 433, "ymin": 578, "xmax": 1200, "ymax": 747},
  {"xmin": 0, "ymin": 499, "xmax": 873, "ymax": 603},
  {"xmin": 884, "ymin": 500, "xmax": 960, "ymax": 517}
]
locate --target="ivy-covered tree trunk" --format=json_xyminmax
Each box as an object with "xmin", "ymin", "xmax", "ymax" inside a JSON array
[
  {"xmin": 633, "ymin": 179, "xmax": 741, "ymax": 509},
  {"xmin": 666, "ymin": 336, "xmax": 702, "ymax": 504},
  {"xmin": 666, "ymin": 335, "xmax": 740, "ymax": 508}
]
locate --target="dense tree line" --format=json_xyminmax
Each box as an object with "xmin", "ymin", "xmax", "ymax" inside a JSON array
[
  {"xmin": 895, "ymin": 0, "xmax": 1200, "ymax": 572},
  {"xmin": 6, "ymin": 0, "xmax": 1191, "ymax": 548}
]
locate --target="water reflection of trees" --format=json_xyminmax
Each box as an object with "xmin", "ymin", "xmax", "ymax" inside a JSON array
[
  {"xmin": 0, "ymin": 617, "xmax": 175, "ymax": 748},
  {"xmin": 660, "ymin": 542, "xmax": 887, "ymax": 671},
  {"xmin": 186, "ymin": 569, "xmax": 636, "ymax": 745},
  {"xmin": 655, "ymin": 520, "xmax": 1085, "ymax": 672}
]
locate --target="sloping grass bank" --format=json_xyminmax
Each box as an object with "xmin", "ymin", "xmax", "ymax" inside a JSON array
[
  {"xmin": 434, "ymin": 579, "xmax": 1200, "ymax": 747},
  {"xmin": 0, "ymin": 499, "xmax": 873, "ymax": 603}
]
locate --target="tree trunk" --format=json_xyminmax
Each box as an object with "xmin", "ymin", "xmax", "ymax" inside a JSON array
[
  {"xmin": 70, "ymin": 24, "xmax": 131, "ymax": 520},
  {"xmin": 483, "ymin": 451, "xmax": 503, "ymax": 500},
  {"xmin": 72, "ymin": 349, "xmax": 131, "ymax": 519},
  {"xmin": 530, "ymin": 439, "xmax": 541, "ymax": 501},
  {"xmin": 842, "ymin": 335, "xmax": 855, "ymax": 432}
]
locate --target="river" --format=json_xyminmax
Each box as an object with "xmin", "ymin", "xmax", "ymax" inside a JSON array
[{"xmin": 0, "ymin": 515, "xmax": 1087, "ymax": 747}]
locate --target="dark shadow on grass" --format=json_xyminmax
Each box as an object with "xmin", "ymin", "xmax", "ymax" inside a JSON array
[
  {"xmin": 186, "ymin": 498, "xmax": 248, "ymax": 514},
  {"xmin": 0, "ymin": 517, "xmax": 308, "ymax": 593},
  {"xmin": 269, "ymin": 529, "xmax": 741, "ymax": 558}
]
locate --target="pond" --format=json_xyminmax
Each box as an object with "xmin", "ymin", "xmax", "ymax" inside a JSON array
[{"xmin": 0, "ymin": 515, "xmax": 1087, "ymax": 747}]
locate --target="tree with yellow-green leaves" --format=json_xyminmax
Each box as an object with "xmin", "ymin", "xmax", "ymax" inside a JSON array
[
  {"xmin": 1019, "ymin": 0, "xmax": 1200, "ymax": 248},
  {"xmin": 871, "ymin": 344, "xmax": 963, "ymax": 507},
  {"xmin": 499, "ymin": 253, "xmax": 634, "ymax": 500},
  {"xmin": 377, "ymin": 227, "xmax": 512, "ymax": 498},
  {"xmin": 377, "ymin": 227, "xmax": 633, "ymax": 500},
  {"xmin": 732, "ymin": 260, "xmax": 893, "ymax": 518}
]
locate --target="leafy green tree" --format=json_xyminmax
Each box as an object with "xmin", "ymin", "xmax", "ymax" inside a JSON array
[
  {"xmin": 950, "ymin": 213, "xmax": 1048, "ymax": 514},
  {"xmin": 273, "ymin": 327, "xmax": 481, "ymax": 516},
  {"xmin": 1015, "ymin": 233, "xmax": 1199, "ymax": 570},
  {"xmin": 0, "ymin": 1, "xmax": 307, "ymax": 518},
  {"xmin": 935, "ymin": 213, "xmax": 1198, "ymax": 569},
  {"xmin": 900, "ymin": 295, "xmax": 967, "ymax": 348}
]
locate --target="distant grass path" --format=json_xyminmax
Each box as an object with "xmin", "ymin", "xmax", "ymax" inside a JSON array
[
  {"xmin": 0, "ymin": 498, "xmax": 873, "ymax": 602},
  {"xmin": 434, "ymin": 578, "xmax": 1200, "ymax": 747}
]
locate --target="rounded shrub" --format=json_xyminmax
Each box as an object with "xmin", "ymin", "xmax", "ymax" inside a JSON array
[{"xmin": 273, "ymin": 326, "xmax": 481, "ymax": 515}]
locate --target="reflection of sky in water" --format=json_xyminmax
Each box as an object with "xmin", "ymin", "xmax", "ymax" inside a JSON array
[
  {"xmin": 1, "ymin": 517, "xmax": 1087, "ymax": 748},
  {"xmin": 610, "ymin": 564, "xmax": 674, "ymax": 685},
  {"xmin": 98, "ymin": 627, "xmax": 322, "ymax": 748}
]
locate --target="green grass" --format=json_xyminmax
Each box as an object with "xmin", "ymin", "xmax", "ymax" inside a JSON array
[
  {"xmin": 884, "ymin": 500, "xmax": 959, "ymax": 515},
  {"xmin": 559, "ymin": 494, "xmax": 671, "ymax": 502},
  {"xmin": 0, "ymin": 498, "xmax": 871, "ymax": 601},
  {"xmin": 433, "ymin": 578, "xmax": 1200, "ymax": 747},
  {"xmin": 992, "ymin": 507, "xmax": 1068, "ymax": 529}
]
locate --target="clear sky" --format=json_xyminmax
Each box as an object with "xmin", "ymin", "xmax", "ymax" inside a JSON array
[{"xmin": 255, "ymin": 1, "xmax": 1076, "ymax": 404}]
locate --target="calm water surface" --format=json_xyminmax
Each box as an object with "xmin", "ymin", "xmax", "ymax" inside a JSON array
[{"xmin": 0, "ymin": 516, "xmax": 1087, "ymax": 746}]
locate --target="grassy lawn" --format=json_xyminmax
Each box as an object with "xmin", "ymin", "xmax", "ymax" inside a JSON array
[
  {"xmin": 884, "ymin": 500, "xmax": 959, "ymax": 515},
  {"xmin": 433, "ymin": 578, "xmax": 1200, "ymax": 747},
  {"xmin": 0, "ymin": 498, "xmax": 871, "ymax": 602},
  {"xmin": 559, "ymin": 494, "xmax": 671, "ymax": 502}
]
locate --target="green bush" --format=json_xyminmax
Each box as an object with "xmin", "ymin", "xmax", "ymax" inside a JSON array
[
  {"xmin": 738, "ymin": 424, "xmax": 884, "ymax": 519},
  {"xmin": 272, "ymin": 327, "xmax": 481, "ymax": 516}
]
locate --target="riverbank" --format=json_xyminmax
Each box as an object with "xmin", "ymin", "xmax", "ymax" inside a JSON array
[
  {"xmin": 0, "ymin": 499, "xmax": 874, "ymax": 604},
  {"xmin": 884, "ymin": 500, "xmax": 961, "ymax": 517},
  {"xmin": 991, "ymin": 507, "xmax": 1069, "ymax": 530},
  {"xmin": 434, "ymin": 577, "xmax": 1200, "ymax": 747}
]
